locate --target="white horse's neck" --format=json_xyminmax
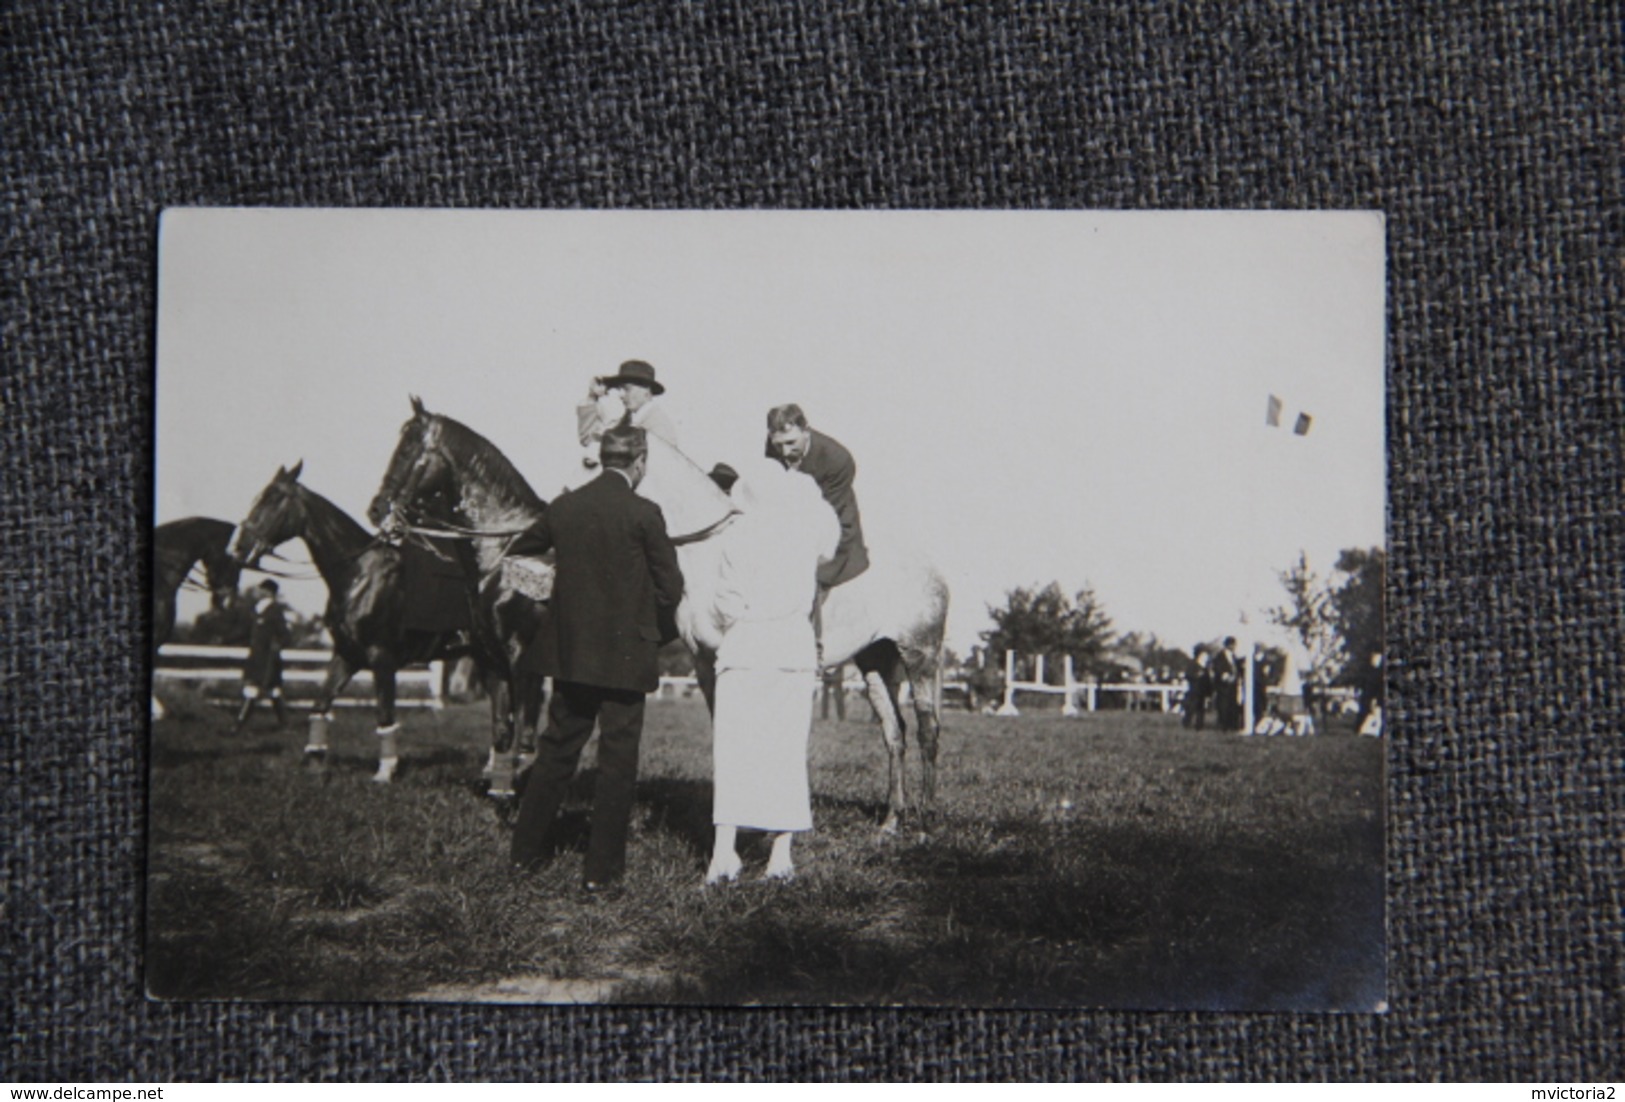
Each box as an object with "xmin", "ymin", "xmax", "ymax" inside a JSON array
[{"xmin": 674, "ymin": 523, "xmax": 731, "ymax": 657}]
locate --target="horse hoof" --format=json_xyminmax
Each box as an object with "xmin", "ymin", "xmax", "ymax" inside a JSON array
[{"xmin": 371, "ymin": 758, "xmax": 399, "ymax": 784}]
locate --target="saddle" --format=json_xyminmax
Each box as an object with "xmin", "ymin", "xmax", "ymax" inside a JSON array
[{"xmin": 399, "ymin": 540, "xmax": 475, "ymax": 635}]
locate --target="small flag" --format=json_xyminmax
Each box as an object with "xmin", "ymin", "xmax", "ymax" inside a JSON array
[{"xmin": 1266, "ymin": 393, "xmax": 1313, "ymax": 435}]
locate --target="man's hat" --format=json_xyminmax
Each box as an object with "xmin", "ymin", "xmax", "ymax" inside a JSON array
[
  {"xmin": 708, "ymin": 463, "xmax": 739, "ymax": 492},
  {"xmin": 601, "ymin": 360, "xmax": 664, "ymax": 395}
]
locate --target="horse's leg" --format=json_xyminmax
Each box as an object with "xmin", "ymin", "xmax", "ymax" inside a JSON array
[
  {"xmin": 905, "ymin": 653, "xmax": 943, "ymax": 819},
  {"xmin": 514, "ymin": 671, "xmax": 545, "ymax": 777},
  {"xmin": 486, "ymin": 673, "xmax": 518, "ymax": 799},
  {"xmin": 859, "ymin": 657, "xmax": 908, "ymax": 836},
  {"xmin": 370, "ymin": 654, "xmax": 402, "ymax": 783},
  {"xmin": 306, "ymin": 655, "xmax": 358, "ymax": 761},
  {"xmin": 478, "ymin": 667, "xmax": 504, "ymax": 778}
]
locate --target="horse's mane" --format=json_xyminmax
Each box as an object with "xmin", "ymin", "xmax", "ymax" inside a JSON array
[
  {"xmin": 154, "ymin": 516, "xmax": 235, "ymax": 569},
  {"xmin": 433, "ymin": 414, "xmax": 548, "ymax": 515},
  {"xmin": 291, "ymin": 480, "xmax": 376, "ymax": 547},
  {"xmin": 155, "ymin": 516, "xmax": 235, "ymax": 549}
]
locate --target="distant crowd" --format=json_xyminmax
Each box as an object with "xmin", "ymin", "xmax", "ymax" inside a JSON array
[{"xmin": 1181, "ymin": 639, "xmax": 1384, "ymax": 737}]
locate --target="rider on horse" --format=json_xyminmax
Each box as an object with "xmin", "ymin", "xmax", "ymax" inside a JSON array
[{"xmin": 764, "ymin": 403, "xmax": 870, "ymax": 662}]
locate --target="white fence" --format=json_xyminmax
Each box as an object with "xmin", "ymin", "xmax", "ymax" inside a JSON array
[
  {"xmin": 992, "ymin": 651, "xmax": 1182, "ymax": 716},
  {"xmin": 155, "ymin": 643, "xmax": 445, "ymax": 710}
]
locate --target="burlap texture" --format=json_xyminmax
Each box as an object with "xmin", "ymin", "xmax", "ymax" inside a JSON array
[{"xmin": 4, "ymin": 1, "xmax": 1620, "ymax": 1082}]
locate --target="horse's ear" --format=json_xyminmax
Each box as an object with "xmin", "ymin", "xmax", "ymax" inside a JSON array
[
  {"xmin": 288, "ymin": 459, "xmax": 303, "ymax": 481},
  {"xmin": 410, "ymin": 394, "xmax": 425, "ymax": 416}
]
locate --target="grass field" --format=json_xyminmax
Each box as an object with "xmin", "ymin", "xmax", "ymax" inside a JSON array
[{"xmin": 146, "ymin": 689, "xmax": 1385, "ymax": 1009}]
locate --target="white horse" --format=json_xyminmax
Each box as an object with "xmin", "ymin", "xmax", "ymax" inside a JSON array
[{"xmin": 638, "ymin": 436, "xmax": 950, "ymax": 834}]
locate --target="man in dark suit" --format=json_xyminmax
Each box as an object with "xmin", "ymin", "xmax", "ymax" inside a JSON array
[
  {"xmin": 764, "ymin": 403, "xmax": 869, "ymax": 590},
  {"xmin": 510, "ymin": 424, "xmax": 685, "ymax": 893},
  {"xmin": 1211, "ymin": 636, "xmax": 1243, "ymax": 732}
]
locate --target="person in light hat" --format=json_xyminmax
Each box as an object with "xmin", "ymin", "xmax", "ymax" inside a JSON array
[{"xmin": 577, "ymin": 360, "xmax": 679, "ymax": 468}]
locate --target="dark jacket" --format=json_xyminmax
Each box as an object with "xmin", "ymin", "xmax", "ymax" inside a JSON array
[
  {"xmin": 243, "ymin": 598, "xmax": 290, "ymax": 688},
  {"xmin": 529, "ymin": 470, "xmax": 684, "ymax": 693},
  {"xmin": 768, "ymin": 428, "xmax": 870, "ymax": 587}
]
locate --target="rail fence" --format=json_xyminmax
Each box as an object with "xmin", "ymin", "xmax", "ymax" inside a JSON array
[{"xmin": 154, "ymin": 643, "xmax": 445, "ymax": 709}]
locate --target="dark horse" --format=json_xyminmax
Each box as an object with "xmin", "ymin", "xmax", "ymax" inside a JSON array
[
  {"xmin": 368, "ymin": 398, "xmax": 554, "ymax": 797},
  {"xmin": 230, "ymin": 461, "xmax": 519, "ymax": 783},
  {"xmin": 152, "ymin": 517, "xmax": 243, "ymax": 718}
]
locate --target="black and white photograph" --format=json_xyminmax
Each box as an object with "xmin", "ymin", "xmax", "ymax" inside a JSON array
[{"xmin": 148, "ymin": 208, "xmax": 1386, "ymax": 1009}]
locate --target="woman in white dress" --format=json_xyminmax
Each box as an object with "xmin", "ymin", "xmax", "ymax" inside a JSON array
[{"xmin": 705, "ymin": 460, "xmax": 840, "ymax": 885}]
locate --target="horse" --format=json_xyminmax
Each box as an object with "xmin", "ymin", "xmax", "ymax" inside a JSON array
[
  {"xmin": 152, "ymin": 517, "xmax": 243, "ymax": 718},
  {"xmin": 637, "ymin": 439, "xmax": 950, "ymax": 833},
  {"xmin": 366, "ymin": 397, "xmax": 949, "ymax": 833},
  {"xmin": 367, "ymin": 399, "xmax": 554, "ymax": 797},
  {"xmin": 230, "ymin": 461, "xmax": 524, "ymax": 784}
]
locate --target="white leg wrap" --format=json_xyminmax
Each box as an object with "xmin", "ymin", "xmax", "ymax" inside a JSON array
[
  {"xmin": 372, "ymin": 726, "xmax": 401, "ymax": 783},
  {"xmin": 304, "ymin": 712, "xmax": 333, "ymax": 755},
  {"xmin": 487, "ymin": 750, "xmax": 516, "ymax": 798}
]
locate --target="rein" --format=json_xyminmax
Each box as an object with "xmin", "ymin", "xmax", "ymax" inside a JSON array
[
  {"xmin": 671, "ymin": 509, "xmax": 742, "ymax": 546},
  {"xmin": 178, "ymin": 571, "xmax": 223, "ymax": 594},
  {"xmin": 391, "ymin": 520, "xmax": 534, "ymax": 590},
  {"xmin": 399, "ymin": 518, "xmax": 539, "ymax": 541}
]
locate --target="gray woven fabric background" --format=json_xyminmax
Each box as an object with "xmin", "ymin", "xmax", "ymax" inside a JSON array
[{"xmin": 4, "ymin": 0, "xmax": 1620, "ymax": 1081}]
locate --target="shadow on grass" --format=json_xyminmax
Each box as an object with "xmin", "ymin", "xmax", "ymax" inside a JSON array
[
  {"xmin": 628, "ymin": 809, "xmax": 1383, "ymax": 1009},
  {"xmin": 148, "ymin": 733, "xmax": 293, "ymax": 769}
]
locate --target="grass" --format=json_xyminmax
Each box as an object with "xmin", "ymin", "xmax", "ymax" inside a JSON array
[{"xmin": 145, "ymin": 694, "xmax": 1385, "ymax": 1009}]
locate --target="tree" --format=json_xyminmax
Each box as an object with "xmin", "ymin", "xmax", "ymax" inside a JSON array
[
  {"xmin": 1266, "ymin": 546, "xmax": 1385, "ymax": 688},
  {"xmin": 1267, "ymin": 551, "xmax": 1342, "ymax": 681},
  {"xmin": 980, "ymin": 582, "xmax": 1115, "ymax": 679},
  {"xmin": 1113, "ymin": 630, "xmax": 1193, "ymax": 682},
  {"xmin": 1328, "ymin": 546, "xmax": 1385, "ymax": 683}
]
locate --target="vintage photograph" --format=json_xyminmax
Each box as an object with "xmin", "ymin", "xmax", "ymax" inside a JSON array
[{"xmin": 148, "ymin": 209, "xmax": 1386, "ymax": 1009}]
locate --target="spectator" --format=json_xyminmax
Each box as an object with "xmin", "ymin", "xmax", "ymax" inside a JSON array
[{"xmin": 231, "ymin": 579, "xmax": 290, "ymax": 733}]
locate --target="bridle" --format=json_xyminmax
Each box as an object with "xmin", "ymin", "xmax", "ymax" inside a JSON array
[
  {"xmin": 233, "ymin": 484, "xmax": 358, "ymax": 580},
  {"xmin": 377, "ymin": 427, "xmax": 537, "ymax": 543},
  {"xmin": 375, "ymin": 426, "xmax": 453, "ymax": 538}
]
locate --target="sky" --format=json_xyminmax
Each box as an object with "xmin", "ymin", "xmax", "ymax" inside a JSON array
[{"xmin": 156, "ymin": 209, "xmax": 1385, "ymax": 656}]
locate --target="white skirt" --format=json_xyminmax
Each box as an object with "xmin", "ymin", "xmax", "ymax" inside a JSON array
[{"xmin": 712, "ymin": 617, "xmax": 817, "ymax": 832}]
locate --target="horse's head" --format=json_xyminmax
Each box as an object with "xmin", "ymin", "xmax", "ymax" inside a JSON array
[
  {"xmin": 232, "ymin": 460, "xmax": 307, "ymax": 568},
  {"xmin": 369, "ymin": 396, "xmax": 455, "ymax": 536}
]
